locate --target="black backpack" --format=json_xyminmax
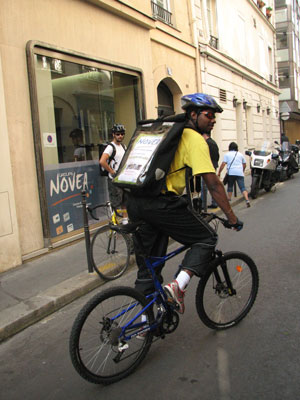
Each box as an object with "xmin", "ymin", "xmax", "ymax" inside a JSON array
[
  {"xmin": 113, "ymin": 113, "xmax": 186, "ymax": 196},
  {"xmin": 98, "ymin": 142, "xmax": 126, "ymax": 176}
]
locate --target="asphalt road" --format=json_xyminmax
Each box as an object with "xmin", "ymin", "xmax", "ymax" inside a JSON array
[{"xmin": 1, "ymin": 174, "xmax": 300, "ymax": 400}]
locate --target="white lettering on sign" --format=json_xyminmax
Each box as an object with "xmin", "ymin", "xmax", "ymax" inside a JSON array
[{"xmin": 50, "ymin": 172, "xmax": 88, "ymax": 197}]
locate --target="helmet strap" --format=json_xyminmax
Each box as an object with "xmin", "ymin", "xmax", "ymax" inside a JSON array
[
  {"xmin": 193, "ymin": 109, "xmax": 202, "ymax": 133},
  {"xmin": 186, "ymin": 108, "xmax": 202, "ymax": 133}
]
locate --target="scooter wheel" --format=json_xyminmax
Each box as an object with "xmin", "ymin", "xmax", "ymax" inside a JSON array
[{"xmin": 250, "ymin": 176, "xmax": 259, "ymax": 199}]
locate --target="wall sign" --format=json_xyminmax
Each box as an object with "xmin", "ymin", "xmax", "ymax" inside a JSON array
[{"xmin": 43, "ymin": 132, "xmax": 57, "ymax": 147}]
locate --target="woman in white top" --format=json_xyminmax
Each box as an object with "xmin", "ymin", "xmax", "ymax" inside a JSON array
[{"xmin": 218, "ymin": 142, "xmax": 250, "ymax": 207}]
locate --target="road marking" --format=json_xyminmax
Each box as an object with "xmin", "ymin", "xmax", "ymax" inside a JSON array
[{"xmin": 217, "ymin": 332, "xmax": 231, "ymax": 400}]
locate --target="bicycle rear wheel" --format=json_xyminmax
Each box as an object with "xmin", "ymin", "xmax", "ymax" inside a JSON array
[
  {"xmin": 91, "ymin": 224, "xmax": 130, "ymax": 280},
  {"xmin": 196, "ymin": 252, "xmax": 259, "ymax": 330},
  {"xmin": 69, "ymin": 286, "xmax": 154, "ymax": 385}
]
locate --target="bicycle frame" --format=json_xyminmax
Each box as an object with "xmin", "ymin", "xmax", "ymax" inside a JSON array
[
  {"xmin": 92, "ymin": 210, "xmax": 236, "ymax": 338},
  {"xmin": 111, "ymin": 244, "xmax": 240, "ymax": 345},
  {"xmin": 109, "ymin": 244, "xmax": 189, "ymax": 341}
]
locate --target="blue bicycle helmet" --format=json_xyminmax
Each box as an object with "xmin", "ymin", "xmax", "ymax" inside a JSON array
[
  {"xmin": 112, "ymin": 124, "xmax": 126, "ymax": 133},
  {"xmin": 181, "ymin": 93, "xmax": 223, "ymax": 113}
]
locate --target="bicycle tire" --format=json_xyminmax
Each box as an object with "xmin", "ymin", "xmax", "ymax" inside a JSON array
[
  {"xmin": 196, "ymin": 251, "xmax": 259, "ymax": 330},
  {"xmin": 69, "ymin": 286, "xmax": 154, "ymax": 385},
  {"xmin": 91, "ymin": 224, "xmax": 130, "ymax": 280}
]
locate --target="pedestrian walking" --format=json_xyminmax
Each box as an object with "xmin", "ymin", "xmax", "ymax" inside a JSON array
[{"xmin": 218, "ymin": 142, "xmax": 250, "ymax": 208}]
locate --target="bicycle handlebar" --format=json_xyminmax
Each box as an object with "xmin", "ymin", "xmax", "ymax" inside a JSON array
[
  {"xmin": 87, "ymin": 204, "xmax": 108, "ymax": 220},
  {"xmin": 87, "ymin": 207, "xmax": 100, "ymax": 220},
  {"xmin": 86, "ymin": 202, "xmax": 123, "ymax": 220},
  {"xmin": 223, "ymin": 218, "xmax": 244, "ymax": 231},
  {"xmin": 202, "ymin": 213, "xmax": 244, "ymax": 231}
]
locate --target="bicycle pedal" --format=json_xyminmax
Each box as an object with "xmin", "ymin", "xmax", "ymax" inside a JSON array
[
  {"xmin": 166, "ymin": 297, "xmax": 175, "ymax": 305},
  {"xmin": 166, "ymin": 297, "xmax": 179, "ymax": 310}
]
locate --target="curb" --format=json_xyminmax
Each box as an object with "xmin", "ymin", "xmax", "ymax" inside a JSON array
[
  {"xmin": 0, "ymin": 272, "xmax": 105, "ymax": 343},
  {"xmin": 0, "ymin": 194, "xmax": 245, "ymax": 343}
]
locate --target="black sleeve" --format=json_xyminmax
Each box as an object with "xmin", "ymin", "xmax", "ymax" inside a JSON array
[{"xmin": 207, "ymin": 138, "xmax": 219, "ymax": 169}]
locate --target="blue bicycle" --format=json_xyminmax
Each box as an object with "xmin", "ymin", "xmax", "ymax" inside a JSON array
[{"xmin": 69, "ymin": 213, "xmax": 259, "ymax": 385}]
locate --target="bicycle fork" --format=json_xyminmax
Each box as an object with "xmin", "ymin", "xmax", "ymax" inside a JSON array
[
  {"xmin": 213, "ymin": 251, "xmax": 236, "ymax": 296},
  {"xmin": 107, "ymin": 231, "xmax": 117, "ymax": 255}
]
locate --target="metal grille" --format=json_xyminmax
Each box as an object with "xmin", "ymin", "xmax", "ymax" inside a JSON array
[
  {"xmin": 209, "ymin": 35, "xmax": 218, "ymax": 49},
  {"xmin": 219, "ymin": 89, "xmax": 227, "ymax": 103},
  {"xmin": 151, "ymin": 1, "xmax": 172, "ymax": 25}
]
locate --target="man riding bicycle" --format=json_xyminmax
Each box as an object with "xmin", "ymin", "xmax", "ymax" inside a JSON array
[{"xmin": 126, "ymin": 93, "xmax": 243, "ymax": 313}]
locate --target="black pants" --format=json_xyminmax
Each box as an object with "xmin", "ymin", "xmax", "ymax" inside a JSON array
[
  {"xmin": 126, "ymin": 194, "xmax": 218, "ymax": 293},
  {"xmin": 107, "ymin": 178, "xmax": 124, "ymax": 209}
]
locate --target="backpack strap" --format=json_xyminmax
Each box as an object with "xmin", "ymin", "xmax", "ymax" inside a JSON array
[
  {"xmin": 185, "ymin": 167, "xmax": 217, "ymax": 236},
  {"xmin": 227, "ymin": 151, "xmax": 237, "ymax": 172},
  {"xmin": 108, "ymin": 142, "xmax": 126, "ymax": 166},
  {"xmin": 107, "ymin": 143, "xmax": 116, "ymax": 165}
]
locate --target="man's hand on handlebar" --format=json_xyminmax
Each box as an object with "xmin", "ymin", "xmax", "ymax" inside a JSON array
[{"xmin": 223, "ymin": 218, "xmax": 244, "ymax": 231}]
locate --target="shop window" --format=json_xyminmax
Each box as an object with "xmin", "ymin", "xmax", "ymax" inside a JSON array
[{"xmin": 32, "ymin": 52, "xmax": 141, "ymax": 240}]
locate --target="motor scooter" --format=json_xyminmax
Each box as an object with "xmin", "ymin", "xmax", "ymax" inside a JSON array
[
  {"xmin": 274, "ymin": 141, "xmax": 299, "ymax": 181},
  {"xmin": 245, "ymin": 142, "xmax": 279, "ymax": 199}
]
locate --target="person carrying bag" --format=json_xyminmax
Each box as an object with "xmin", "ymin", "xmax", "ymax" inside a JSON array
[
  {"xmin": 222, "ymin": 151, "xmax": 237, "ymax": 185},
  {"xmin": 218, "ymin": 142, "xmax": 250, "ymax": 208}
]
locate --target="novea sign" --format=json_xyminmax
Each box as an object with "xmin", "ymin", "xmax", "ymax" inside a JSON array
[{"xmin": 44, "ymin": 161, "xmax": 108, "ymax": 238}]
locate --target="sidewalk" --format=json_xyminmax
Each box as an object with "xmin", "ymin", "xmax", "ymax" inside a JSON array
[{"xmin": 0, "ymin": 174, "xmax": 251, "ymax": 342}]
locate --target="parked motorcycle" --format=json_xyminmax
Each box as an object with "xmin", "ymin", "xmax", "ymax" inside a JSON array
[
  {"xmin": 245, "ymin": 143, "xmax": 279, "ymax": 199},
  {"xmin": 274, "ymin": 141, "xmax": 299, "ymax": 181}
]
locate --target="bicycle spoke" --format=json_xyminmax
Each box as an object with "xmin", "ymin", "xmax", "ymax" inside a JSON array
[
  {"xmin": 70, "ymin": 288, "xmax": 154, "ymax": 384},
  {"xmin": 196, "ymin": 252, "xmax": 259, "ymax": 329},
  {"xmin": 91, "ymin": 225, "xmax": 130, "ymax": 280}
]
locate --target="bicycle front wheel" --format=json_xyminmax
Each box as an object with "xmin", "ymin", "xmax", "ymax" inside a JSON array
[
  {"xmin": 91, "ymin": 225, "xmax": 130, "ymax": 280},
  {"xmin": 196, "ymin": 252, "xmax": 259, "ymax": 330},
  {"xmin": 69, "ymin": 286, "xmax": 154, "ymax": 385}
]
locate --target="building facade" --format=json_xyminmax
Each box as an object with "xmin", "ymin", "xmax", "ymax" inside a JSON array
[
  {"xmin": 194, "ymin": 0, "xmax": 280, "ymax": 156},
  {"xmin": 275, "ymin": 0, "xmax": 300, "ymax": 143},
  {"xmin": 0, "ymin": 0, "xmax": 200, "ymax": 271},
  {"xmin": 0, "ymin": 0, "xmax": 280, "ymax": 272}
]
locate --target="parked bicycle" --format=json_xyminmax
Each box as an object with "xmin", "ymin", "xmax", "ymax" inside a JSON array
[
  {"xmin": 82, "ymin": 191, "xmax": 132, "ymax": 281},
  {"xmin": 69, "ymin": 212, "xmax": 259, "ymax": 385}
]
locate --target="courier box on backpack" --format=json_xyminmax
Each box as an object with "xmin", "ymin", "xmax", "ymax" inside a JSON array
[{"xmin": 113, "ymin": 113, "xmax": 186, "ymax": 196}]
